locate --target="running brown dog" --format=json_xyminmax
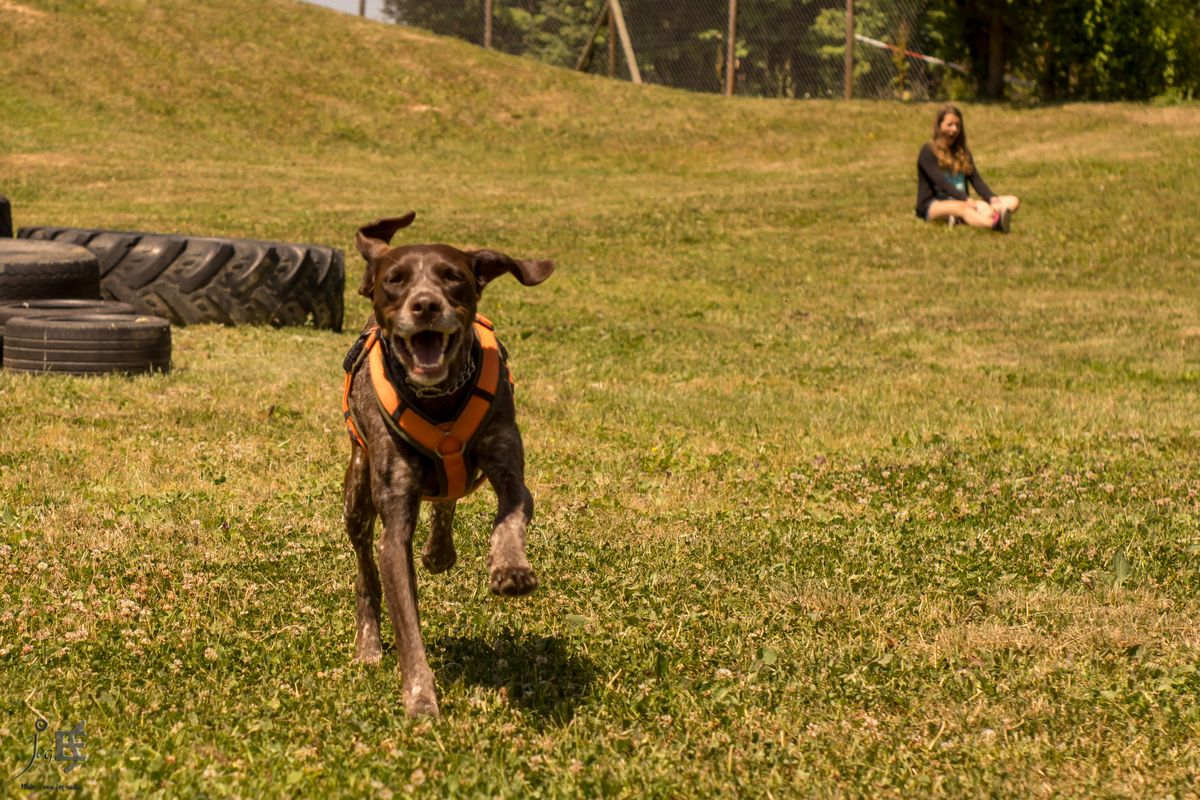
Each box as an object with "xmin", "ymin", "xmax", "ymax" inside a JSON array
[{"xmin": 341, "ymin": 211, "xmax": 554, "ymax": 716}]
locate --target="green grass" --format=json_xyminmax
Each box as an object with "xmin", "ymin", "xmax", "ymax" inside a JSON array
[{"xmin": 2, "ymin": 0, "xmax": 1200, "ymax": 796}]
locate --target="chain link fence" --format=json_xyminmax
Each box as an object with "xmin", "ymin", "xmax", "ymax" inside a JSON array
[{"xmin": 382, "ymin": 0, "xmax": 946, "ymax": 100}]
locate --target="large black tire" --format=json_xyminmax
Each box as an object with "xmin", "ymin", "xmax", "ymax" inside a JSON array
[
  {"xmin": 0, "ymin": 195, "xmax": 12, "ymax": 238},
  {"xmin": 0, "ymin": 299, "xmax": 137, "ymax": 361},
  {"xmin": 17, "ymin": 226, "xmax": 344, "ymax": 331},
  {"xmin": 3, "ymin": 313, "xmax": 171, "ymax": 375},
  {"xmin": 0, "ymin": 240, "xmax": 102, "ymax": 301}
]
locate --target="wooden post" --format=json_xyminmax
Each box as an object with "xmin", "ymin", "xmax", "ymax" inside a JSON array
[
  {"xmin": 484, "ymin": 0, "xmax": 494, "ymax": 49},
  {"xmin": 843, "ymin": 0, "xmax": 854, "ymax": 100},
  {"xmin": 575, "ymin": 4, "xmax": 611, "ymax": 72},
  {"xmin": 725, "ymin": 0, "xmax": 738, "ymax": 96},
  {"xmin": 576, "ymin": 0, "xmax": 641, "ymax": 85},
  {"xmin": 358, "ymin": 0, "xmax": 365, "ymax": 16},
  {"xmin": 608, "ymin": 6, "xmax": 617, "ymax": 78},
  {"xmin": 608, "ymin": 0, "xmax": 642, "ymax": 84}
]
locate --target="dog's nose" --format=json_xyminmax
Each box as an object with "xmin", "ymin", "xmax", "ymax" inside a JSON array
[{"xmin": 408, "ymin": 293, "xmax": 443, "ymax": 320}]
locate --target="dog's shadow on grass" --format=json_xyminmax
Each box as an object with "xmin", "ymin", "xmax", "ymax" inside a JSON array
[{"xmin": 433, "ymin": 629, "xmax": 596, "ymax": 724}]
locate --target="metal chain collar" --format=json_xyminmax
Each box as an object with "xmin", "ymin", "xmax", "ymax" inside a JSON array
[{"xmin": 405, "ymin": 349, "xmax": 477, "ymax": 398}]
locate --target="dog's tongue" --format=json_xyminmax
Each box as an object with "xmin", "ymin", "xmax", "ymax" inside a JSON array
[{"xmin": 409, "ymin": 331, "xmax": 444, "ymax": 368}]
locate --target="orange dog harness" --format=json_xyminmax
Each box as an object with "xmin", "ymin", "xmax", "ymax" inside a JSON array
[{"xmin": 343, "ymin": 315, "xmax": 509, "ymax": 501}]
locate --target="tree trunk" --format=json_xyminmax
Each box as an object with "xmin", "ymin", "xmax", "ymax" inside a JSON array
[
  {"xmin": 985, "ymin": 10, "xmax": 1007, "ymax": 99},
  {"xmin": 1039, "ymin": 39, "xmax": 1057, "ymax": 102}
]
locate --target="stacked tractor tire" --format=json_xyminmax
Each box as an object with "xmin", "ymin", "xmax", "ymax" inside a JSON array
[{"xmin": 0, "ymin": 226, "xmax": 344, "ymax": 377}]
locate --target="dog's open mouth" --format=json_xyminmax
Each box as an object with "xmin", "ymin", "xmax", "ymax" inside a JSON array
[{"xmin": 394, "ymin": 329, "xmax": 459, "ymax": 382}]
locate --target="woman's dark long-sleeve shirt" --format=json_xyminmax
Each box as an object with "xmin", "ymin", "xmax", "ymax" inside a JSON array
[{"xmin": 915, "ymin": 143, "xmax": 993, "ymax": 218}]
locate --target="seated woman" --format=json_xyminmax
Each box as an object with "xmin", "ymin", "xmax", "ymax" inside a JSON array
[{"xmin": 916, "ymin": 105, "xmax": 1019, "ymax": 233}]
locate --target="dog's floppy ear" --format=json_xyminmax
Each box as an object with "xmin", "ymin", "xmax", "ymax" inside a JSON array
[
  {"xmin": 470, "ymin": 249, "xmax": 555, "ymax": 294},
  {"xmin": 355, "ymin": 212, "xmax": 416, "ymax": 297}
]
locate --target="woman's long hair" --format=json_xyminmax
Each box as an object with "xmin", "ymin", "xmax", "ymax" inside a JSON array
[{"xmin": 931, "ymin": 104, "xmax": 974, "ymax": 175}]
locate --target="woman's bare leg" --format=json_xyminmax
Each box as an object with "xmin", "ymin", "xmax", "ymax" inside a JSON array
[
  {"xmin": 993, "ymin": 195, "xmax": 1020, "ymax": 214},
  {"xmin": 927, "ymin": 199, "xmax": 996, "ymax": 228}
]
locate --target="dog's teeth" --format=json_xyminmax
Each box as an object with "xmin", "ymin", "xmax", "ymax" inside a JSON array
[{"xmin": 406, "ymin": 330, "xmax": 447, "ymax": 368}]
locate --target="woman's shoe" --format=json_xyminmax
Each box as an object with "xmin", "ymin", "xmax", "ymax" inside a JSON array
[{"xmin": 993, "ymin": 208, "xmax": 1012, "ymax": 234}]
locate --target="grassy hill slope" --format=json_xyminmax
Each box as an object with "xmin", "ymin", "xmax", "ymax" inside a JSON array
[{"xmin": 2, "ymin": 0, "xmax": 1200, "ymax": 796}]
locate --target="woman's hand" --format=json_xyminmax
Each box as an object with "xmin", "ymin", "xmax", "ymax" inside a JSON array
[
  {"xmin": 989, "ymin": 196, "xmax": 1004, "ymax": 210},
  {"xmin": 975, "ymin": 200, "xmax": 993, "ymax": 216}
]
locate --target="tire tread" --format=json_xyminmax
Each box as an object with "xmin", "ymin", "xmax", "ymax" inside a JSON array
[{"xmin": 15, "ymin": 226, "xmax": 344, "ymax": 330}]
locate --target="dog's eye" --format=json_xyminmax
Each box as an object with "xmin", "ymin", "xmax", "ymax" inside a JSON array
[{"xmin": 437, "ymin": 268, "xmax": 467, "ymax": 284}]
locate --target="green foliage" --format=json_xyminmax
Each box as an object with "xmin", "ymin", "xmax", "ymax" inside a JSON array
[
  {"xmin": 387, "ymin": 0, "xmax": 1199, "ymax": 102},
  {"xmin": 930, "ymin": 0, "xmax": 1200, "ymax": 101},
  {"xmin": 382, "ymin": 0, "xmax": 485, "ymax": 43},
  {"xmin": 384, "ymin": 0, "xmax": 603, "ymax": 66}
]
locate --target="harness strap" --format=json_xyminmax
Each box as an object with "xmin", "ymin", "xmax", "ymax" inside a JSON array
[
  {"xmin": 343, "ymin": 316, "xmax": 506, "ymax": 502},
  {"xmin": 342, "ymin": 329, "xmax": 376, "ymax": 451}
]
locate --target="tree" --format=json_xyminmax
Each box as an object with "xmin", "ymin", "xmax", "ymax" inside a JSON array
[
  {"xmin": 383, "ymin": 0, "xmax": 482, "ymax": 44},
  {"xmin": 384, "ymin": 0, "xmax": 1200, "ymax": 102},
  {"xmin": 933, "ymin": 0, "xmax": 1034, "ymax": 100},
  {"xmin": 383, "ymin": 0, "xmax": 602, "ymax": 67},
  {"xmin": 931, "ymin": 0, "xmax": 1200, "ymax": 101},
  {"xmin": 1026, "ymin": 0, "xmax": 1200, "ymax": 100}
]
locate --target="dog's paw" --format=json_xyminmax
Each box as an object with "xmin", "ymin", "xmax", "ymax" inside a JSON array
[
  {"xmin": 490, "ymin": 565, "xmax": 539, "ymax": 597},
  {"xmin": 403, "ymin": 680, "xmax": 441, "ymax": 718},
  {"xmin": 421, "ymin": 544, "xmax": 457, "ymax": 575},
  {"xmin": 354, "ymin": 623, "xmax": 384, "ymax": 665},
  {"xmin": 354, "ymin": 640, "xmax": 383, "ymax": 665},
  {"xmin": 354, "ymin": 649, "xmax": 383, "ymax": 666}
]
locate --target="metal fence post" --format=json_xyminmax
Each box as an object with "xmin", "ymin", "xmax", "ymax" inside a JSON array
[
  {"xmin": 484, "ymin": 0, "xmax": 494, "ymax": 48},
  {"xmin": 844, "ymin": 0, "xmax": 854, "ymax": 99}
]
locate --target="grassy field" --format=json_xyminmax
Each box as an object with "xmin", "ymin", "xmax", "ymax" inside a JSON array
[{"xmin": 2, "ymin": 0, "xmax": 1200, "ymax": 796}]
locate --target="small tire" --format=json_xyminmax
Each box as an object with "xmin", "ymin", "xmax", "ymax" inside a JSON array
[
  {"xmin": 0, "ymin": 299, "xmax": 137, "ymax": 361},
  {"xmin": 17, "ymin": 226, "xmax": 344, "ymax": 331},
  {"xmin": 0, "ymin": 240, "xmax": 101, "ymax": 301},
  {"xmin": 3, "ymin": 313, "xmax": 171, "ymax": 376},
  {"xmin": 0, "ymin": 298, "xmax": 137, "ymax": 331}
]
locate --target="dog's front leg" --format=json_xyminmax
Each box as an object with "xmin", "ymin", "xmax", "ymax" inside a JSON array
[
  {"xmin": 344, "ymin": 443, "xmax": 382, "ymax": 664},
  {"xmin": 479, "ymin": 428, "xmax": 539, "ymax": 597},
  {"xmin": 372, "ymin": 457, "xmax": 440, "ymax": 717}
]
